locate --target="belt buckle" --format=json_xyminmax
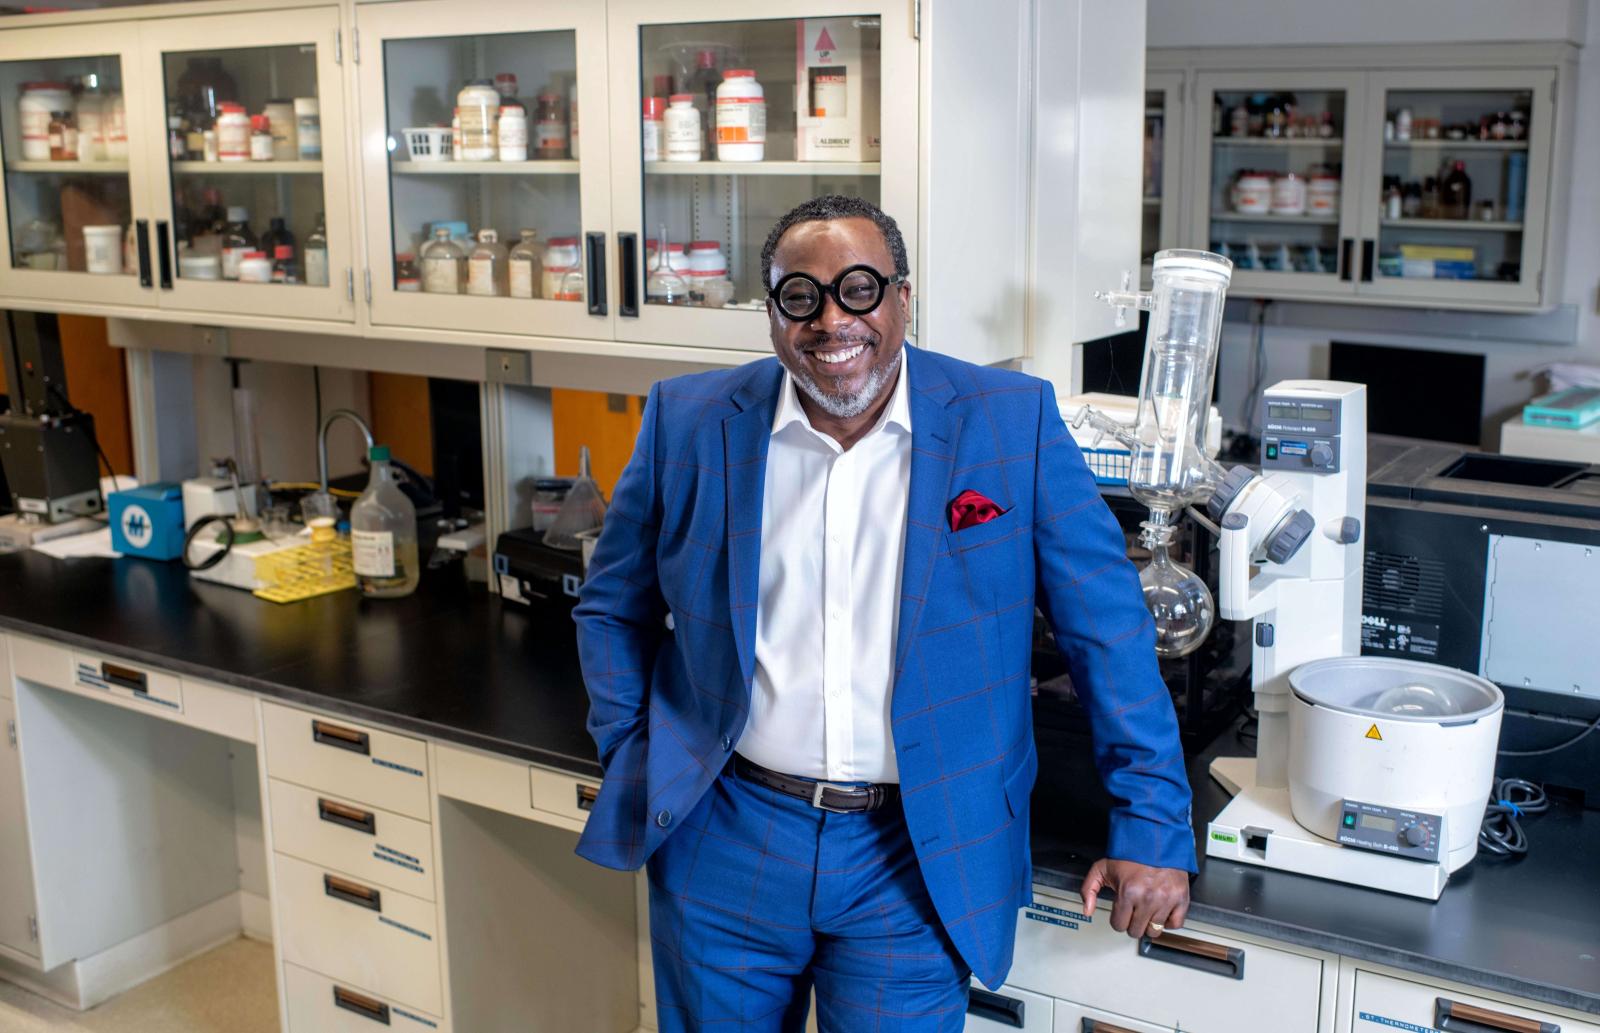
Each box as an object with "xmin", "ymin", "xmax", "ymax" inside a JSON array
[{"xmin": 810, "ymin": 780, "xmax": 865, "ymax": 814}]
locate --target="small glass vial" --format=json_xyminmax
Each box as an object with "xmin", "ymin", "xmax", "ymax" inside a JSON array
[
  {"xmin": 351, "ymin": 445, "xmax": 420, "ymax": 599},
  {"xmin": 250, "ymin": 115, "xmax": 274, "ymax": 161},
  {"xmin": 534, "ymin": 92, "xmax": 568, "ymax": 159},
  {"xmin": 555, "ymin": 265, "xmax": 585, "ymax": 303},
  {"xmin": 467, "ymin": 228, "xmax": 508, "ymax": 296},
  {"xmin": 421, "ymin": 226, "xmax": 466, "ymax": 294},
  {"xmin": 395, "ymin": 252, "xmax": 420, "ymax": 291},
  {"xmin": 508, "ymin": 228, "xmax": 542, "ymax": 299},
  {"xmin": 304, "ymin": 212, "xmax": 329, "ymax": 287}
]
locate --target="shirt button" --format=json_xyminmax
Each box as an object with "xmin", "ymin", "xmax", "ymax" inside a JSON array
[
  {"xmin": 656, "ymin": 809, "xmax": 672, "ymax": 828},
  {"xmin": 720, "ymin": 735, "xmax": 732, "ymax": 751}
]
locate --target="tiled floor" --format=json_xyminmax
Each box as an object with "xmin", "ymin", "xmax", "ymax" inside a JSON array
[{"xmin": 0, "ymin": 938, "xmax": 278, "ymax": 1033}]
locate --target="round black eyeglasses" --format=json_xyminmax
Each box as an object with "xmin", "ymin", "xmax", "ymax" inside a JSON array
[{"xmin": 766, "ymin": 264, "xmax": 906, "ymax": 322}]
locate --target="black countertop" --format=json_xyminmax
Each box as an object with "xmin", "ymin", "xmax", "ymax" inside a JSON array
[{"xmin": 0, "ymin": 551, "xmax": 1595, "ymax": 1017}]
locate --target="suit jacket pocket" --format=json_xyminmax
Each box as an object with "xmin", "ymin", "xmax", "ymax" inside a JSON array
[
  {"xmin": 1003, "ymin": 746, "xmax": 1039, "ymax": 819},
  {"xmin": 945, "ymin": 509, "xmax": 1019, "ymax": 552}
]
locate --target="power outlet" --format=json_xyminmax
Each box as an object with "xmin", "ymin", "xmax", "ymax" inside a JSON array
[{"xmin": 486, "ymin": 349, "xmax": 531, "ymax": 384}]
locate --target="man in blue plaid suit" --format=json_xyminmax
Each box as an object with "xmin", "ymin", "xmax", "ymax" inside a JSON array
[{"xmin": 575, "ymin": 196, "xmax": 1196, "ymax": 1031}]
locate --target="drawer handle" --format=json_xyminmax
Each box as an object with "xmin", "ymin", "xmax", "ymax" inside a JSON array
[
  {"xmin": 324, "ymin": 873, "xmax": 382, "ymax": 912},
  {"xmin": 333, "ymin": 985, "xmax": 391, "ymax": 1025},
  {"xmin": 312, "ymin": 719, "xmax": 371, "ymax": 755},
  {"xmin": 575, "ymin": 783, "xmax": 599, "ymax": 811},
  {"xmin": 1436, "ymin": 998, "xmax": 1559, "ymax": 1033},
  {"xmin": 967, "ymin": 987, "xmax": 1025, "ymax": 1027},
  {"xmin": 318, "ymin": 798, "xmax": 377, "ymax": 836},
  {"xmin": 1138, "ymin": 931, "xmax": 1244, "ymax": 980},
  {"xmin": 101, "ymin": 662, "xmax": 148, "ymax": 694},
  {"xmin": 1082, "ymin": 1021, "xmax": 1141, "ymax": 1033}
]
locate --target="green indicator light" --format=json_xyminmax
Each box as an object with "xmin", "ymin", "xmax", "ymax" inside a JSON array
[{"xmin": 1344, "ymin": 814, "xmax": 1356, "ymax": 827}]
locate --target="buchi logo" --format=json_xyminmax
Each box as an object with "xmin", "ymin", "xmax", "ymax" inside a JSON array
[{"xmin": 121, "ymin": 504, "xmax": 153, "ymax": 549}]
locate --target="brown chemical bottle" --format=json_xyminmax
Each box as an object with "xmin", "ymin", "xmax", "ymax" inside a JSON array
[{"xmin": 1440, "ymin": 160, "xmax": 1473, "ymax": 220}]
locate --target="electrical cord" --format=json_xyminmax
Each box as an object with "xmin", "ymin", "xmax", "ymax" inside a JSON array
[
  {"xmin": 1497, "ymin": 710, "xmax": 1600, "ymax": 757},
  {"xmin": 182, "ymin": 513, "xmax": 235, "ymax": 571},
  {"xmin": 1477, "ymin": 777, "xmax": 1548, "ymax": 858},
  {"xmin": 45, "ymin": 382, "xmax": 118, "ymax": 513}
]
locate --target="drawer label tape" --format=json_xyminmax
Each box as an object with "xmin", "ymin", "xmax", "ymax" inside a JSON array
[
  {"xmin": 377, "ymin": 915, "xmax": 433, "ymax": 941},
  {"xmin": 372, "ymin": 756, "xmax": 425, "ymax": 778},
  {"xmin": 1358, "ymin": 1012, "xmax": 1433, "ymax": 1033}
]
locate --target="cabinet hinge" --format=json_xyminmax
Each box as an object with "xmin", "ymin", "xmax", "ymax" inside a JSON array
[
  {"xmin": 345, "ymin": 267, "xmax": 354, "ymax": 302},
  {"xmin": 27, "ymin": 915, "xmax": 38, "ymax": 942},
  {"xmin": 5, "ymin": 719, "xmax": 14, "ymax": 748},
  {"xmin": 363, "ymin": 268, "xmax": 372, "ymax": 304},
  {"xmin": 353, "ymin": 27, "xmax": 360, "ymax": 64},
  {"xmin": 912, "ymin": 0, "xmax": 920, "ymax": 39},
  {"xmin": 334, "ymin": 28, "xmax": 342, "ymax": 66}
]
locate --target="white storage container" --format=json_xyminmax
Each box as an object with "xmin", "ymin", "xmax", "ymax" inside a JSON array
[
  {"xmin": 19, "ymin": 82, "xmax": 72, "ymax": 161},
  {"xmin": 663, "ymin": 94, "xmax": 702, "ymax": 162},
  {"xmin": 715, "ymin": 69, "xmax": 766, "ymax": 161},
  {"xmin": 82, "ymin": 225, "xmax": 123, "ymax": 274}
]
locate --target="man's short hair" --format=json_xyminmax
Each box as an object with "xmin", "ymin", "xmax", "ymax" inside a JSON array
[{"xmin": 760, "ymin": 194, "xmax": 909, "ymax": 290}]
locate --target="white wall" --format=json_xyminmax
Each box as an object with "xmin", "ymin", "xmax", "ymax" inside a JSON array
[{"xmin": 1153, "ymin": 0, "xmax": 1600, "ymax": 447}]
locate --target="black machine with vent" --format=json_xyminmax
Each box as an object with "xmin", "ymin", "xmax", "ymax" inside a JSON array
[{"xmin": 1364, "ymin": 439, "xmax": 1600, "ymax": 805}]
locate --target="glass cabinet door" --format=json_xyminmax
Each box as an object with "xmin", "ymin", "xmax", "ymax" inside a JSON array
[
  {"xmin": 0, "ymin": 24, "xmax": 155, "ymax": 309},
  {"xmin": 1358, "ymin": 70, "xmax": 1553, "ymax": 307},
  {"xmin": 1192, "ymin": 72, "xmax": 1367, "ymax": 298},
  {"xmin": 1142, "ymin": 71, "xmax": 1184, "ymax": 285},
  {"xmin": 608, "ymin": 0, "xmax": 916, "ymax": 353},
  {"xmin": 357, "ymin": 1, "xmax": 612, "ymax": 341},
  {"xmin": 139, "ymin": 8, "xmax": 354, "ymax": 322}
]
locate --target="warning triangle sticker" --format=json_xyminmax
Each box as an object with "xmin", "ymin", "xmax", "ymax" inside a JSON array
[
  {"xmin": 1365, "ymin": 724, "xmax": 1383, "ymax": 741},
  {"xmin": 815, "ymin": 26, "xmax": 836, "ymax": 52}
]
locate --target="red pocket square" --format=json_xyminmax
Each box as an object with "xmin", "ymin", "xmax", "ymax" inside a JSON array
[{"xmin": 949, "ymin": 489, "xmax": 1008, "ymax": 532}]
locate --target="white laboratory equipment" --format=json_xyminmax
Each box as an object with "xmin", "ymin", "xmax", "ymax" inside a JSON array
[{"xmin": 1074, "ymin": 249, "xmax": 1233, "ymax": 657}]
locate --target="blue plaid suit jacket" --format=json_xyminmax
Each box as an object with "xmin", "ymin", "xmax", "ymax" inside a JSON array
[{"xmin": 573, "ymin": 346, "xmax": 1196, "ymax": 990}]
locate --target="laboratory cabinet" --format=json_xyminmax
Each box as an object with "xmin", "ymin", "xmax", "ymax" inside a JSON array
[
  {"xmin": 1149, "ymin": 43, "xmax": 1575, "ymax": 311},
  {"xmin": 1140, "ymin": 70, "xmax": 1185, "ymax": 284},
  {"xmin": 0, "ymin": 2, "xmax": 358, "ymax": 323}
]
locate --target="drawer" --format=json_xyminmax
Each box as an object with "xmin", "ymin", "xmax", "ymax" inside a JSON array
[
  {"xmin": 269, "ymin": 778, "xmax": 436, "ymax": 901},
  {"xmin": 263, "ymin": 702, "xmax": 430, "ymax": 821},
  {"xmin": 1353, "ymin": 969, "xmax": 1599, "ymax": 1033},
  {"xmin": 10, "ymin": 636, "xmax": 72, "ymax": 690},
  {"xmin": 1006, "ymin": 891, "xmax": 1324, "ymax": 1033},
  {"xmin": 966, "ymin": 983, "xmax": 1053, "ymax": 1031},
  {"xmin": 73, "ymin": 650, "xmax": 183, "ymax": 713},
  {"xmin": 283, "ymin": 961, "xmax": 447, "ymax": 1033},
  {"xmin": 179, "ymin": 675, "xmax": 258, "ymax": 743},
  {"xmin": 529, "ymin": 764, "xmax": 601, "ymax": 827},
  {"xmin": 274, "ymin": 852, "xmax": 443, "ymax": 1017},
  {"xmin": 1054, "ymin": 1002, "xmax": 1178, "ymax": 1033}
]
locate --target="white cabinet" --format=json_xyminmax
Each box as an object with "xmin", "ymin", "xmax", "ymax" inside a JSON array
[
  {"xmin": 967, "ymin": 984, "xmax": 1054, "ymax": 1031},
  {"xmin": 1141, "ymin": 70, "xmax": 1186, "ymax": 284},
  {"xmin": 0, "ymin": 691, "xmax": 40, "ymax": 962},
  {"xmin": 1346, "ymin": 966, "xmax": 1600, "ymax": 1033}
]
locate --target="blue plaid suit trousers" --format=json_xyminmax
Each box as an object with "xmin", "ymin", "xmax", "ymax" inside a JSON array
[{"xmin": 574, "ymin": 345, "xmax": 1197, "ymax": 995}]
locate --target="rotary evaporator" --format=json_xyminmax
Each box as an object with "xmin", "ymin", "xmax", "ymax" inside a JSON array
[{"xmin": 1077, "ymin": 249, "xmax": 1504, "ymax": 900}]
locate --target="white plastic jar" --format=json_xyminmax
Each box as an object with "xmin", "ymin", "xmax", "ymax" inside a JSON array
[
  {"xmin": 642, "ymin": 97, "xmax": 664, "ymax": 162},
  {"xmin": 294, "ymin": 97, "xmax": 320, "ymax": 160},
  {"xmin": 1308, "ymin": 173, "xmax": 1340, "ymax": 216},
  {"xmin": 216, "ymin": 102, "xmax": 250, "ymax": 162},
  {"xmin": 1270, "ymin": 172, "xmax": 1307, "ymax": 216},
  {"xmin": 664, "ymin": 95, "xmax": 702, "ymax": 162},
  {"xmin": 237, "ymin": 251, "xmax": 273, "ymax": 283},
  {"xmin": 715, "ymin": 70, "xmax": 766, "ymax": 162},
  {"xmin": 457, "ymin": 79, "xmax": 500, "ymax": 162},
  {"xmin": 82, "ymin": 225, "xmax": 123, "ymax": 274},
  {"xmin": 178, "ymin": 252, "xmax": 221, "ymax": 280},
  {"xmin": 542, "ymin": 236, "xmax": 581, "ymax": 299},
  {"xmin": 20, "ymin": 82, "xmax": 72, "ymax": 161},
  {"xmin": 1232, "ymin": 172, "xmax": 1271, "ymax": 214},
  {"xmin": 497, "ymin": 102, "xmax": 528, "ymax": 162},
  {"xmin": 686, "ymin": 240, "xmax": 726, "ymax": 276}
]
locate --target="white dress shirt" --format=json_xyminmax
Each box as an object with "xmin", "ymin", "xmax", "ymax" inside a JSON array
[{"xmin": 736, "ymin": 350, "xmax": 913, "ymax": 783}]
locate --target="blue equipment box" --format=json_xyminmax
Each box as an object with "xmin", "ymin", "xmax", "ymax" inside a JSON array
[
  {"xmin": 1523, "ymin": 386, "xmax": 1600, "ymax": 430},
  {"xmin": 109, "ymin": 482, "xmax": 187, "ymax": 560}
]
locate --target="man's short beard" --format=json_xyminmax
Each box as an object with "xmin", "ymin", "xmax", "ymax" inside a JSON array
[{"xmin": 793, "ymin": 348, "xmax": 901, "ymax": 420}]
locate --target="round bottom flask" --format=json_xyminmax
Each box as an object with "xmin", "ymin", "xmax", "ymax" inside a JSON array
[{"xmin": 1138, "ymin": 519, "xmax": 1215, "ymax": 658}]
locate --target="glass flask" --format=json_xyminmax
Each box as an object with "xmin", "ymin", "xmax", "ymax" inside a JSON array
[
  {"xmin": 508, "ymin": 229, "xmax": 543, "ymax": 299},
  {"xmin": 1138, "ymin": 514, "xmax": 1214, "ymax": 658},
  {"xmin": 467, "ymin": 228, "xmax": 509, "ymax": 297},
  {"xmin": 555, "ymin": 265, "xmax": 586, "ymax": 303},
  {"xmin": 351, "ymin": 445, "xmax": 419, "ymax": 598},
  {"xmin": 645, "ymin": 243, "xmax": 690, "ymax": 306},
  {"xmin": 420, "ymin": 226, "xmax": 466, "ymax": 294}
]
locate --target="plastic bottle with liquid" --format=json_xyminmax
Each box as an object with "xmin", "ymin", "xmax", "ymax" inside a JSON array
[
  {"xmin": 508, "ymin": 228, "xmax": 543, "ymax": 298},
  {"xmin": 351, "ymin": 445, "xmax": 419, "ymax": 598},
  {"xmin": 304, "ymin": 212, "xmax": 329, "ymax": 287}
]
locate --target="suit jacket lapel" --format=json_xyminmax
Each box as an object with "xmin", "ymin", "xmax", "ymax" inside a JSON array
[
  {"xmin": 893, "ymin": 349, "xmax": 961, "ymax": 692},
  {"xmin": 723, "ymin": 360, "xmax": 784, "ymax": 690}
]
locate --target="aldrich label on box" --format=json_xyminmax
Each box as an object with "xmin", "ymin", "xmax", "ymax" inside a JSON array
[{"xmin": 796, "ymin": 18, "xmax": 881, "ymax": 162}]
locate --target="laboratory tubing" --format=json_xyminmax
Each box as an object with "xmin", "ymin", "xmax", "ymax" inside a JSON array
[
  {"xmin": 216, "ymin": 102, "xmax": 250, "ymax": 161},
  {"xmin": 642, "ymin": 96, "xmax": 665, "ymax": 161},
  {"xmin": 82, "ymin": 225, "xmax": 123, "ymax": 275},
  {"xmin": 457, "ymin": 80, "xmax": 500, "ymax": 161},
  {"xmin": 509, "ymin": 229, "xmax": 543, "ymax": 299},
  {"xmin": 468, "ymin": 228, "xmax": 508, "ymax": 297},
  {"xmin": 249, "ymin": 114, "xmax": 273, "ymax": 161},
  {"xmin": 294, "ymin": 97, "xmax": 320, "ymax": 159},
  {"xmin": 352, "ymin": 445, "xmax": 420, "ymax": 598},
  {"xmin": 304, "ymin": 212, "xmax": 329, "ymax": 288},
  {"xmin": 264, "ymin": 99, "xmax": 296, "ymax": 161},
  {"xmin": 715, "ymin": 69, "xmax": 767, "ymax": 161},
  {"xmin": 20, "ymin": 82, "xmax": 72, "ymax": 161},
  {"xmin": 542, "ymin": 236, "xmax": 581, "ymax": 299},
  {"xmin": 497, "ymin": 101, "xmax": 528, "ymax": 161},
  {"xmin": 422, "ymin": 226, "xmax": 466, "ymax": 294},
  {"xmin": 534, "ymin": 92, "xmax": 568, "ymax": 159},
  {"xmin": 237, "ymin": 251, "xmax": 273, "ymax": 283},
  {"xmin": 664, "ymin": 94, "xmax": 702, "ymax": 161}
]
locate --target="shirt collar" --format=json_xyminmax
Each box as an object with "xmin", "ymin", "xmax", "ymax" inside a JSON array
[{"xmin": 772, "ymin": 344, "xmax": 912, "ymax": 440}]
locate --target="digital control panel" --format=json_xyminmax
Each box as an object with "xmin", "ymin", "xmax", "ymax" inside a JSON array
[
  {"xmin": 1260, "ymin": 397, "xmax": 1343, "ymax": 474},
  {"xmin": 1336, "ymin": 799, "xmax": 1443, "ymax": 864}
]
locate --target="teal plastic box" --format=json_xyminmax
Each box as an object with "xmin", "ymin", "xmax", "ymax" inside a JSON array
[{"xmin": 109, "ymin": 482, "xmax": 187, "ymax": 560}]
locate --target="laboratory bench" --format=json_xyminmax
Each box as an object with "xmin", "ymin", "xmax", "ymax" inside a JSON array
[{"xmin": 0, "ymin": 549, "xmax": 1596, "ymax": 1032}]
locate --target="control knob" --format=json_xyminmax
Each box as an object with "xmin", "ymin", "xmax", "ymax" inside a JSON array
[
  {"xmin": 1310, "ymin": 443, "xmax": 1335, "ymax": 469},
  {"xmin": 1401, "ymin": 824, "xmax": 1428, "ymax": 848}
]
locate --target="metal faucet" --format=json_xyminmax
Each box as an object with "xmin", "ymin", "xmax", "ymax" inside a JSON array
[{"xmin": 317, "ymin": 409, "xmax": 374, "ymax": 495}]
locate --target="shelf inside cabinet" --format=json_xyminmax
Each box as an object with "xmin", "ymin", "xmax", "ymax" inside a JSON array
[
  {"xmin": 1211, "ymin": 211, "xmax": 1340, "ymax": 226},
  {"xmin": 644, "ymin": 160, "xmax": 881, "ymax": 177},
  {"xmin": 390, "ymin": 160, "xmax": 580, "ymax": 175},
  {"xmin": 1212, "ymin": 137, "xmax": 1342, "ymax": 148},
  {"xmin": 1384, "ymin": 139, "xmax": 1528, "ymax": 151},
  {"xmin": 1143, "ymin": 197, "xmax": 1161, "ymax": 207},
  {"xmin": 1382, "ymin": 218, "xmax": 1524, "ymax": 232},
  {"xmin": 171, "ymin": 160, "xmax": 324, "ymax": 175},
  {"xmin": 6, "ymin": 160, "xmax": 130, "ymax": 174}
]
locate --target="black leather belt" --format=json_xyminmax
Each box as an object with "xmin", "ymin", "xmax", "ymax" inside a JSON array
[{"xmin": 733, "ymin": 754, "xmax": 899, "ymax": 814}]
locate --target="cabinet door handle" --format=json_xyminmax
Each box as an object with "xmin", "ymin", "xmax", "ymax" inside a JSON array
[
  {"xmin": 324, "ymin": 873, "xmax": 382, "ymax": 912},
  {"xmin": 1339, "ymin": 237, "xmax": 1354, "ymax": 282},
  {"xmin": 155, "ymin": 220, "xmax": 172, "ymax": 289},
  {"xmin": 333, "ymin": 985, "xmax": 392, "ymax": 1025},
  {"xmin": 1082, "ymin": 1021, "xmax": 1142, "ymax": 1033},
  {"xmin": 1436, "ymin": 998, "xmax": 1558, "ymax": 1033},
  {"xmin": 585, "ymin": 231, "xmax": 608, "ymax": 316},
  {"xmin": 1138, "ymin": 931, "xmax": 1244, "ymax": 980},
  {"xmin": 318, "ymin": 797, "xmax": 377, "ymax": 835},
  {"xmin": 618, "ymin": 232, "xmax": 639, "ymax": 317},
  {"xmin": 100, "ymin": 661, "xmax": 147, "ymax": 694},
  {"xmin": 575, "ymin": 783, "xmax": 599, "ymax": 811},
  {"xmin": 312, "ymin": 719, "xmax": 371, "ymax": 755},
  {"xmin": 1361, "ymin": 238, "xmax": 1375, "ymax": 282},
  {"xmin": 135, "ymin": 219, "xmax": 153, "ymax": 288},
  {"xmin": 966, "ymin": 987, "xmax": 1025, "ymax": 1027}
]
